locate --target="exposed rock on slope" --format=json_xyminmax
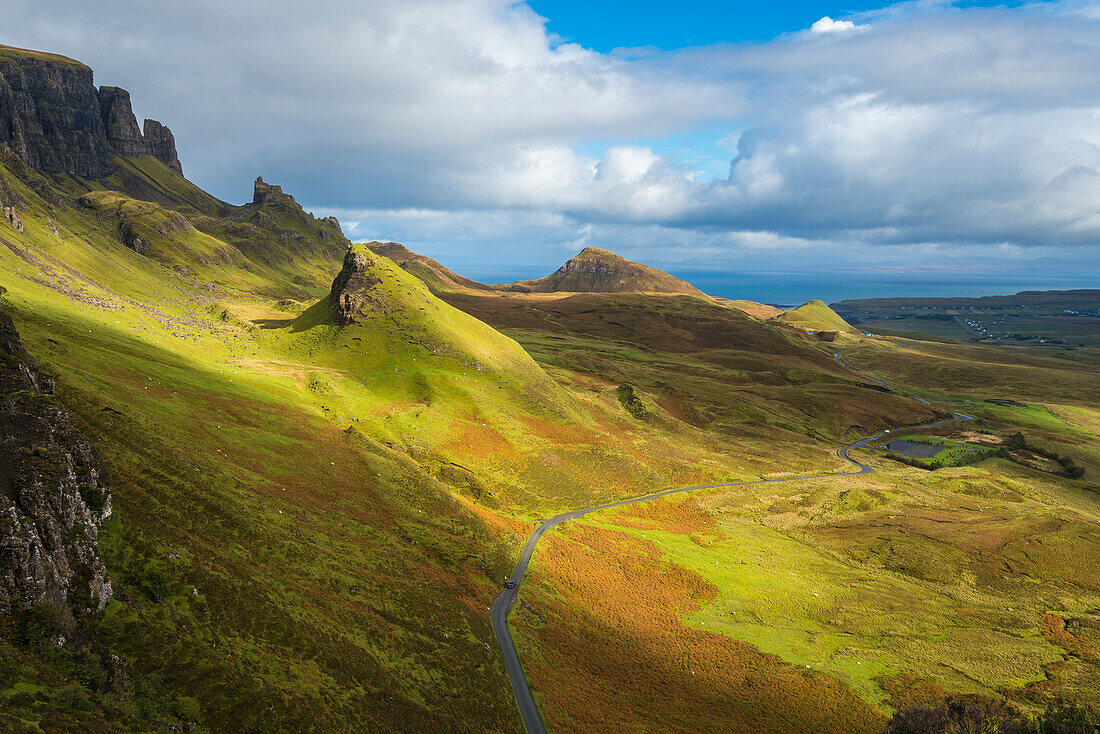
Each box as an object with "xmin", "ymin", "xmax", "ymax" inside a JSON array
[
  {"xmin": 368, "ymin": 242, "xmax": 495, "ymax": 292},
  {"xmin": 0, "ymin": 44, "xmax": 182, "ymax": 177},
  {"xmin": 0, "ymin": 311, "xmax": 112, "ymax": 619},
  {"xmin": 506, "ymin": 247, "xmax": 705, "ymax": 296},
  {"xmin": 319, "ymin": 244, "xmax": 562, "ymax": 385},
  {"xmin": 142, "ymin": 119, "xmax": 183, "ymax": 174},
  {"xmin": 217, "ymin": 177, "xmax": 350, "ymax": 262},
  {"xmin": 329, "ymin": 246, "xmax": 383, "ymax": 326}
]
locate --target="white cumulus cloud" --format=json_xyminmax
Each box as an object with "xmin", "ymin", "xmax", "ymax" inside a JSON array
[
  {"xmin": 1, "ymin": 0, "xmax": 1099, "ymax": 272},
  {"xmin": 810, "ymin": 16, "xmax": 862, "ymax": 33}
]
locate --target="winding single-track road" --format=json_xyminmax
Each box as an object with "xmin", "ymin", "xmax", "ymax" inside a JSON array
[{"xmin": 491, "ymin": 350, "xmax": 972, "ymax": 734}]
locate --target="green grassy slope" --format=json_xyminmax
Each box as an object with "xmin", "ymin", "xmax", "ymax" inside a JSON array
[
  {"xmin": 367, "ymin": 242, "xmax": 496, "ymax": 293},
  {"xmin": 508, "ymin": 334, "xmax": 1100, "ymax": 730},
  {"xmin": 0, "ymin": 156, "xmax": 535, "ymax": 731},
  {"xmin": 442, "ymin": 290, "xmax": 944, "ymax": 446},
  {"xmin": 2, "ymin": 81, "xmax": 1098, "ymax": 733},
  {"xmin": 776, "ymin": 299, "xmax": 852, "ymax": 332},
  {"xmin": 3, "ymin": 144, "xmax": 846, "ymax": 729}
]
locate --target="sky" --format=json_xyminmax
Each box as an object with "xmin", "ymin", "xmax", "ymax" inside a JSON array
[{"xmin": 2, "ymin": 0, "xmax": 1099, "ymax": 288}]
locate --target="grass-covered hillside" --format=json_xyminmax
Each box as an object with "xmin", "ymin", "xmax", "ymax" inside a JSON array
[
  {"xmin": 1, "ymin": 130, "xmax": 898, "ymax": 730},
  {"xmin": 367, "ymin": 242, "xmax": 496, "ymax": 294},
  {"xmin": 0, "ymin": 149, "xmax": 535, "ymax": 731},
  {"xmin": 2, "ymin": 44, "xmax": 1098, "ymax": 734},
  {"xmin": 434, "ymin": 285, "xmax": 1100, "ymax": 733},
  {"xmin": 506, "ymin": 337, "xmax": 1100, "ymax": 733},
  {"xmin": 776, "ymin": 299, "xmax": 853, "ymax": 332}
]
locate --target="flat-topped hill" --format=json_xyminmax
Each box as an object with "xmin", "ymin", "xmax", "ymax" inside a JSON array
[
  {"xmin": 0, "ymin": 44, "xmax": 88, "ymax": 68},
  {"xmin": 504, "ymin": 247, "xmax": 706, "ymax": 296}
]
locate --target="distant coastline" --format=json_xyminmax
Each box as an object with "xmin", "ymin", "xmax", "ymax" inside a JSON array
[{"xmin": 460, "ymin": 266, "xmax": 1096, "ymax": 305}]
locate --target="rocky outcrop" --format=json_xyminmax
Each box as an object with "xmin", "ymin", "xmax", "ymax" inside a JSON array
[
  {"xmin": 506, "ymin": 247, "xmax": 706, "ymax": 296},
  {"xmin": 329, "ymin": 246, "xmax": 381, "ymax": 326},
  {"xmin": 0, "ymin": 312, "xmax": 112, "ymax": 620},
  {"xmin": 98, "ymin": 86, "xmax": 147, "ymax": 158},
  {"xmin": 143, "ymin": 119, "xmax": 182, "ymax": 174},
  {"xmin": 218, "ymin": 177, "xmax": 350, "ymax": 260},
  {"xmin": 0, "ymin": 44, "xmax": 182, "ymax": 178},
  {"xmin": 251, "ymin": 177, "xmax": 304, "ymax": 211},
  {"xmin": 3, "ymin": 206, "xmax": 23, "ymax": 233}
]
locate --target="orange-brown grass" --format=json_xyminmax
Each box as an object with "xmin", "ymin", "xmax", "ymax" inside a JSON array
[
  {"xmin": 1040, "ymin": 614, "xmax": 1096, "ymax": 660},
  {"xmin": 878, "ymin": 672, "xmax": 949, "ymax": 709},
  {"xmin": 613, "ymin": 495, "xmax": 715, "ymax": 537},
  {"xmin": 513, "ymin": 523, "xmax": 884, "ymax": 734}
]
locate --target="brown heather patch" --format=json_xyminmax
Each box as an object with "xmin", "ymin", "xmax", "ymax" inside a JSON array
[
  {"xmin": 439, "ymin": 420, "xmax": 521, "ymax": 462},
  {"xmin": 515, "ymin": 523, "xmax": 883, "ymax": 734},
  {"xmin": 656, "ymin": 394, "xmax": 692, "ymax": 423},
  {"xmin": 1040, "ymin": 613, "xmax": 1095, "ymax": 659},
  {"xmin": 878, "ymin": 672, "xmax": 949, "ymax": 710},
  {"xmin": 613, "ymin": 495, "xmax": 715, "ymax": 537},
  {"xmin": 514, "ymin": 414, "xmax": 590, "ymax": 444},
  {"xmin": 453, "ymin": 495, "xmax": 529, "ymax": 541}
]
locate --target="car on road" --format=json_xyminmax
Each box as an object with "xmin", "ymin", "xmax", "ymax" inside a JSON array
[{"xmin": 505, "ymin": 579, "xmax": 517, "ymax": 589}]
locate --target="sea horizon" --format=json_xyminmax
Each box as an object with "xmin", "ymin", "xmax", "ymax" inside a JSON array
[{"xmin": 456, "ymin": 267, "xmax": 1098, "ymax": 307}]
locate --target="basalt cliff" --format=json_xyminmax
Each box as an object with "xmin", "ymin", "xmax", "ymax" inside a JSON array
[{"xmin": 0, "ymin": 45, "xmax": 182, "ymax": 178}]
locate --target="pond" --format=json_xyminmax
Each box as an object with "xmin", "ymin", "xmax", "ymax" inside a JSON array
[{"xmin": 887, "ymin": 440, "xmax": 941, "ymax": 459}]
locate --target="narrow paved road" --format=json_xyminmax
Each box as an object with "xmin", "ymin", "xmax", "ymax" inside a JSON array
[{"xmin": 491, "ymin": 351, "xmax": 972, "ymax": 734}]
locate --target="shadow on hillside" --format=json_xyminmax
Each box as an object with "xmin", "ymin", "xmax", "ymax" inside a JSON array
[{"xmin": 253, "ymin": 318, "xmax": 296, "ymax": 329}]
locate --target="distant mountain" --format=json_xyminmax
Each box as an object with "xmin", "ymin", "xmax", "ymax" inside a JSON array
[
  {"xmin": 774, "ymin": 299, "xmax": 852, "ymax": 332},
  {"xmin": 504, "ymin": 247, "xmax": 706, "ymax": 296}
]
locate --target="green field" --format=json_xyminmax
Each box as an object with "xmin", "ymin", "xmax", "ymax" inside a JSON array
[
  {"xmin": 884, "ymin": 435, "xmax": 998, "ymax": 467},
  {"xmin": 832, "ymin": 291, "xmax": 1100, "ymax": 355}
]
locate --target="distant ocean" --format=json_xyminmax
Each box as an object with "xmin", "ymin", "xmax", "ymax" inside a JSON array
[{"xmin": 461, "ymin": 267, "xmax": 1098, "ymax": 308}]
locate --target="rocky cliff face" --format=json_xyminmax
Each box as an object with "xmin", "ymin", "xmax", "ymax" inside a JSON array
[
  {"xmin": 143, "ymin": 119, "xmax": 182, "ymax": 174},
  {"xmin": 0, "ymin": 45, "xmax": 182, "ymax": 178},
  {"xmin": 0, "ymin": 311, "xmax": 112, "ymax": 620},
  {"xmin": 221, "ymin": 177, "xmax": 350, "ymax": 260},
  {"xmin": 252, "ymin": 177, "xmax": 296, "ymax": 209}
]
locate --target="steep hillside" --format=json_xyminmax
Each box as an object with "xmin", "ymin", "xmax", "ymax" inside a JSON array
[
  {"xmin": 0, "ymin": 47, "xmax": 788, "ymax": 730},
  {"xmin": 368, "ymin": 241, "xmax": 495, "ymax": 292},
  {"xmin": 717, "ymin": 298, "xmax": 784, "ymax": 320},
  {"xmin": 290, "ymin": 244, "xmax": 564, "ymax": 402},
  {"xmin": 442, "ymin": 289, "xmax": 945, "ymax": 443},
  {"xmin": 0, "ymin": 48, "xmax": 528, "ymax": 731},
  {"xmin": 775, "ymin": 299, "xmax": 852, "ymax": 332},
  {"xmin": 505, "ymin": 247, "xmax": 706, "ymax": 296}
]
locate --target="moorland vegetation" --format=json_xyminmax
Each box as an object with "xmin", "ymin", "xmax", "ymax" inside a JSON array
[{"xmin": 0, "ymin": 43, "xmax": 1097, "ymax": 734}]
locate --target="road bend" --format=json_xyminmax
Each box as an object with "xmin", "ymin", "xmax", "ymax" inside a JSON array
[{"xmin": 492, "ymin": 350, "xmax": 973, "ymax": 734}]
